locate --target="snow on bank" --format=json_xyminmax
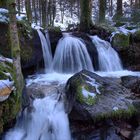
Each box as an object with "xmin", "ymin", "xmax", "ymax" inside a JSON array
[
  {"xmin": 0, "ymin": 56, "xmax": 13, "ymax": 63},
  {"xmin": 110, "ymin": 25, "xmax": 139, "ymax": 42}
]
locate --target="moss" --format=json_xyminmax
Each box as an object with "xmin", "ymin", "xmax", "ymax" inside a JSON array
[
  {"xmin": 92, "ymin": 105, "xmax": 136, "ymax": 123},
  {"xmin": 115, "ymin": 22, "xmax": 125, "ymax": 27},
  {"xmin": 97, "ymin": 23, "xmax": 116, "ymax": 33},
  {"xmin": 112, "ymin": 33, "xmax": 130, "ymax": 48},
  {"xmin": 17, "ymin": 20, "xmax": 32, "ymax": 39},
  {"xmin": 48, "ymin": 26, "xmax": 61, "ymax": 33}
]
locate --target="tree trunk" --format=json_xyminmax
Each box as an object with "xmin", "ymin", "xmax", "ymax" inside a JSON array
[
  {"xmin": 115, "ymin": 0, "xmax": 123, "ymax": 20},
  {"xmin": 7, "ymin": 0, "xmax": 24, "ymax": 94},
  {"xmin": 41, "ymin": 0, "xmax": 47, "ymax": 28},
  {"xmin": 17, "ymin": 0, "xmax": 20, "ymax": 16},
  {"xmin": 32, "ymin": 0, "xmax": 37, "ymax": 24},
  {"xmin": 99, "ymin": 0, "xmax": 106, "ymax": 23},
  {"xmin": 25, "ymin": 0, "xmax": 32, "ymax": 24},
  {"xmin": 80, "ymin": 0, "xmax": 92, "ymax": 32}
]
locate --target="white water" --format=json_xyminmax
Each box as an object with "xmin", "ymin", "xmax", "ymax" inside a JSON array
[
  {"xmin": 37, "ymin": 30, "xmax": 53, "ymax": 72},
  {"xmin": 3, "ymin": 93, "xmax": 71, "ymax": 140},
  {"xmin": 91, "ymin": 35, "xmax": 123, "ymax": 72},
  {"xmin": 52, "ymin": 35, "xmax": 94, "ymax": 73}
]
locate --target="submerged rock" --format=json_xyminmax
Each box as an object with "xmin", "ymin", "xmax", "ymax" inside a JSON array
[{"xmin": 65, "ymin": 70, "xmax": 135, "ymax": 121}]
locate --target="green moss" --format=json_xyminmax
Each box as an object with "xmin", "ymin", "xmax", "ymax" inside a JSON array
[
  {"xmin": 48, "ymin": 26, "xmax": 61, "ymax": 33},
  {"xmin": 112, "ymin": 33, "xmax": 130, "ymax": 48},
  {"xmin": 17, "ymin": 20, "xmax": 32, "ymax": 39},
  {"xmin": 115, "ymin": 22, "xmax": 125, "ymax": 27},
  {"xmin": 97, "ymin": 23, "xmax": 116, "ymax": 33},
  {"xmin": 92, "ymin": 105, "xmax": 136, "ymax": 123}
]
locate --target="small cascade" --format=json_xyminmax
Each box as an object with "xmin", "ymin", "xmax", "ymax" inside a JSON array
[
  {"xmin": 37, "ymin": 30, "xmax": 52, "ymax": 72},
  {"xmin": 90, "ymin": 35, "xmax": 123, "ymax": 71},
  {"xmin": 52, "ymin": 34, "xmax": 94, "ymax": 73},
  {"xmin": 45, "ymin": 30, "xmax": 52, "ymax": 55},
  {"xmin": 3, "ymin": 93, "xmax": 71, "ymax": 140}
]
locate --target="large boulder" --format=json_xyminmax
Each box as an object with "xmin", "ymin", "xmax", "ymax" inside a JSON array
[{"xmin": 65, "ymin": 70, "xmax": 135, "ymax": 121}]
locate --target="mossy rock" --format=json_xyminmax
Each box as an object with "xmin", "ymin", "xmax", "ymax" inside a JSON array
[
  {"xmin": 114, "ymin": 22, "xmax": 125, "ymax": 27},
  {"xmin": 47, "ymin": 26, "xmax": 61, "ymax": 33},
  {"xmin": 0, "ymin": 57, "xmax": 21, "ymax": 134},
  {"xmin": 112, "ymin": 33, "xmax": 130, "ymax": 49},
  {"xmin": 65, "ymin": 70, "xmax": 136, "ymax": 122}
]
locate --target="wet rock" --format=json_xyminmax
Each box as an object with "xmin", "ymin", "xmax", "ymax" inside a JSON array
[
  {"xmin": 47, "ymin": 27, "xmax": 63, "ymax": 56},
  {"xmin": 121, "ymin": 76, "xmax": 140, "ymax": 97},
  {"xmin": 133, "ymin": 30, "xmax": 140, "ymax": 43},
  {"xmin": 133, "ymin": 126, "xmax": 140, "ymax": 140},
  {"xmin": 65, "ymin": 70, "xmax": 135, "ymax": 121}
]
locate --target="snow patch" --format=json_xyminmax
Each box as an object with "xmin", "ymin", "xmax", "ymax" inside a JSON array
[
  {"xmin": 82, "ymin": 87, "xmax": 96, "ymax": 98},
  {"xmin": 0, "ymin": 80, "xmax": 14, "ymax": 90},
  {"xmin": 0, "ymin": 56, "xmax": 13, "ymax": 63},
  {"xmin": 82, "ymin": 73, "xmax": 101, "ymax": 95},
  {"xmin": 16, "ymin": 14, "xmax": 26, "ymax": 21},
  {"xmin": 0, "ymin": 95, "xmax": 9, "ymax": 102},
  {"xmin": 113, "ymin": 107, "xmax": 119, "ymax": 111}
]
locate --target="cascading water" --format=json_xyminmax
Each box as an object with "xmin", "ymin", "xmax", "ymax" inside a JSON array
[
  {"xmin": 37, "ymin": 30, "xmax": 52, "ymax": 72},
  {"xmin": 52, "ymin": 34, "xmax": 94, "ymax": 73},
  {"xmin": 90, "ymin": 35, "xmax": 123, "ymax": 71},
  {"xmin": 45, "ymin": 30, "xmax": 52, "ymax": 56},
  {"xmin": 3, "ymin": 93, "xmax": 71, "ymax": 140}
]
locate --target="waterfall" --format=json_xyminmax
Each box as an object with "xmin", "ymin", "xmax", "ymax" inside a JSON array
[
  {"xmin": 90, "ymin": 35, "xmax": 123, "ymax": 72},
  {"xmin": 3, "ymin": 93, "xmax": 71, "ymax": 140},
  {"xmin": 37, "ymin": 30, "xmax": 52, "ymax": 72},
  {"xmin": 52, "ymin": 35, "xmax": 94, "ymax": 73}
]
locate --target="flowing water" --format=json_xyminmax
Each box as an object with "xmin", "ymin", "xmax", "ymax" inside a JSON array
[
  {"xmin": 90, "ymin": 35, "xmax": 123, "ymax": 72},
  {"xmin": 3, "ymin": 31, "xmax": 140, "ymax": 140},
  {"xmin": 52, "ymin": 34, "xmax": 94, "ymax": 73},
  {"xmin": 37, "ymin": 30, "xmax": 52, "ymax": 72},
  {"xmin": 3, "ymin": 93, "xmax": 71, "ymax": 140}
]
